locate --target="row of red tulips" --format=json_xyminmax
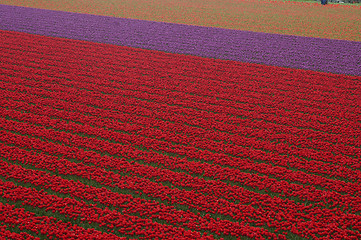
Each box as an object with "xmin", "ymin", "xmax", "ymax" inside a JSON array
[
  {"xmin": 2, "ymin": 61, "xmax": 360, "ymax": 169},
  {"xmin": 1, "ymin": 104, "xmax": 360, "ymax": 210},
  {"xmin": 0, "ymin": 127, "xmax": 290, "ymax": 237},
  {"xmin": 1, "ymin": 49, "xmax": 359, "ymax": 149},
  {"xmin": 0, "ymin": 146, "xmax": 278, "ymax": 239},
  {"xmin": 1, "ymin": 120, "xmax": 360, "ymax": 239},
  {"xmin": 0, "ymin": 202, "xmax": 121, "ymax": 240},
  {"xmin": 1, "ymin": 98, "xmax": 359, "ymax": 199},
  {"xmin": 1, "ymin": 61, "xmax": 360, "ymax": 190},
  {"xmin": 0, "ymin": 177, "xmax": 209, "ymax": 239},
  {"xmin": 1, "ymin": 137, "xmax": 360, "ymax": 240},
  {"xmin": 0, "ymin": 223, "xmax": 38, "ymax": 240},
  {"xmin": 1, "ymin": 31, "xmax": 359, "ymax": 126},
  {"xmin": 1, "ymin": 76, "xmax": 360, "ymax": 183},
  {"xmin": 1, "ymin": 58, "xmax": 360, "ymax": 159},
  {"xmin": 1, "ymin": 29, "xmax": 360, "ymax": 239},
  {"xmin": 2, "ymin": 48, "xmax": 359, "ymax": 136}
]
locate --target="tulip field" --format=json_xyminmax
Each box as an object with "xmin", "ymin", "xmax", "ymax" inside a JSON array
[{"xmin": 0, "ymin": 1, "xmax": 361, "ymax": 240}]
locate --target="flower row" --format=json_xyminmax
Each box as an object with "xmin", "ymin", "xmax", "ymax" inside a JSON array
[
  {"xmin": 1, "ymin": 78, "xmax": 359, "ymax": 178},
  {"xmin": 1, "ymin": 132, "xmax": 360, "ymax": 239},
  {"xmin": 0, "ymin": 172, "xmax": 210, "ymax": 239},
  {"xmin": 1, "ymin": 119, "xmax": 361, "ymax": 238},
  {"xmin": 1, "ymin": 30, "xmax": 359, "ymax": 122},
  {"xmin": 2, "ymin": 64, "xmax": 359, "ymax": 161},
  {"xmin": 1, "ymin": 33, "xmax": 359, "ymax": 122},
  {"xmin": 1, "ymin": 106, "xmax": 360, "ymax": 209},
  {"xmin": 0, "ymin": 201, "xmax": 121, "ymax": 239},
  {"xmin": 1, "ymin": 100, "xmax": 359, "ymax": 198},
  {"xmin": 0, "ymin": 151, "xmax": 276, "ymax": 239},
  {"xmin": 1, "ymin": 36, "xmax": 358, "ymax": 142},
  {"xmin": 1, "ymin": 26, "xmax": 361, "ymax": 240}
]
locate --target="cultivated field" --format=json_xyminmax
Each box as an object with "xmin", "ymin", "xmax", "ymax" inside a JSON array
[{"xmin": 0, "ymin": 1, "xmax": 360, "ymax": 239}]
